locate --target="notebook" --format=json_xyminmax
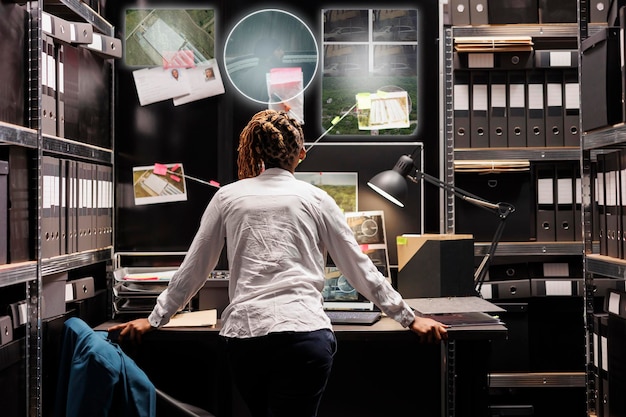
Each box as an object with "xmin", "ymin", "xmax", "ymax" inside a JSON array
[{"xmin": 322, "ymin": 267, "xmax": 382, "ymax": 325}]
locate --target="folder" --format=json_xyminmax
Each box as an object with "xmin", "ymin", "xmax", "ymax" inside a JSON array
[
  {"xmin": 488, "ymin": 0, "xmax": 539, "ymax": 24},
  {"xmin": 604, "ymin": 150, "xmax": 621, "ymax": 258},
  {"xmin": 589, "ymin": 0, "xmax": 610, "ymax": 22},
  {"xmin": 450, "ymin": 0, "xmax": 471, "ymax": 25},
  {"xmin": 41, "ymin": 12, "xmax": 72, "ymax": 44},
  {"xmin": 507, "ymin": 71, "xmax": 527, "ymax": 147},
  {"xmin": 526, "ymin": 69, "xmax": 546, "ymax": 147},
  {"xmin": 453, "ymin": 71, "xmax": 471, "ymax": 148},
  {"xmin": 488, "ymin": 71, "xmax": 508, "ymax": 147},
  {"xmin": 68, "ymin": 21, "xmax": 93, "ymax": 45},
  {"xmin": 545, "ymin": 70, "xmax": 564, "ymax": 147},
  {"xmin": 563, "ymin": 69, "xmax": 580, "ymax": 147},
  {"xmin": 538, "ymin": 0, "xmax": 577, "ymax": 23},
  {"xmin": 534, "ymin": 49, "xmax": 578, "ymax": 69},
  {"xmin": 621, "ymin": 149, "xmax": 626, "ymax": 257},
  {"xmin": 470, "ymin": 70, "xmax": 489, "ymax": 148},
  {"xmin": 41, "ymin": 34, "xmax": 57, "ymax": 136},
  {"xmin": 41, "ymin": 156, "xmax": 60, "ymax": 259},
  {"xmin": 555, "ymin": 161, "xmax": 576, "ymax": 241},
  {"xmin": 77, "ymin": 161, "xmax": 93, "ymax": 252},
  {"xmin": 469, "ymin": 0, "xmax": 488, "ymax": 24},
  {"xmin": 67, "ymin": 159, "xmax": 78, "ymax": 254},
  {"xmin": 574, "ymin": 164, "xmax": 583, "ymax": 242},
  {"xmin": 60, "ymin": 43, "xmax": 79, "ymax": 141},
  {"xmin": 90, "ymin": 163, "xmax": 98, "ymax": 250},
  {"xmin": 535, "ymin": 162, "xmax": 556, "ymax": 241},
  {"xmin": 0, "ymin": 161, "xmax": 7, "ymax": 265},
  {"xmin": 7, "ymin": 146, "xmax": 30, "ymax": 263},
  {"xmin": 60, "ymin": 158, "xmax": 67, "ymax": 255},
  {"xmin": 597, "ymin": 153, "xmax": 608, "ymax": 256},
  {"xmin": 85, "ymin": 33, "xmax": 122, "ymax": 59},
  {"xmin": 56, "ymin": 43, "xmax": 65, "ymax": 138}
]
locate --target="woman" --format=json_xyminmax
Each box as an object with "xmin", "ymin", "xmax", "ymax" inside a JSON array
[{"xmin": 109, "ymin": 109, "xmax": 448, "ymax": 417}]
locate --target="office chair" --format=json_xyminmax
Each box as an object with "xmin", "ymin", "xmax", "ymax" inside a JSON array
[{"xmin": 54, "ymin": 317, "xmax": 215, "ymax": 417}]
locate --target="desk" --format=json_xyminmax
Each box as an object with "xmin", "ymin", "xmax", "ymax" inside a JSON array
[{"xmin": 96, "ymin": 317, "xmax": 506, "ymax": 417}]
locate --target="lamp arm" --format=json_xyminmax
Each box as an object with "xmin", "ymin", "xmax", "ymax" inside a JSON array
[{"xmin": 407, "ymin": 165, "xmax": 515, "ymax": 296}]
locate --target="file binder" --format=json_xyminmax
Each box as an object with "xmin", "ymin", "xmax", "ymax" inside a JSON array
[
  {"xmin": 453, "ymin": 71, "xmax": 471, "ymax": 148},
  {"xmin": 604, "ymin": 150, "xmax": 621, "ymax": 258},
  {"xmin": 42, "ymin": 156, "xmax": 60, "ymax": 259},
  {"xmin": 450, "ymin": 0, "xmax": 471, "ymax": 25},
  {"xmin": 60, "ymin": 158, "xmax": 67, "ymax": 255},
  {"xmin": 545, "ymin": 70, "xmax": 564, "ymax": 147},
  {"xmin": 507, "ymin": 71, "xmax": 527, "ymax": 147},
  {"xmin": 589, "ymin": 0, "xmax": 610, "ymax": 23},
  {"xmin": 488, "ymin": 0, "xmax": 539, "ymax": 24},
  {"xmin": 469, "ymin": 0, "xmax": 488, "ymax": 24},
  {"xmin": 60, "ymin": 43, "xmax": 79, "ymax": 141},
  {"xmin": 67, "ymin": 159, "xmax": 78, "ymax": 254},
  {"xmin": 581, "ymin": 27, "xmax": 623, "ymax": 132},
  {"xmin": 488, "ymin": 71, "xmax": 508, "ymax": 147},
  {"xmin": 555, "ymin": 161, "xmax": 576, "ymax": 241},
  {"xmin": 56, "ymin": 44, "xmax": 65, "ymax": 138},
  {"xmin": 7, "ymin": 147, "xmax": 30, "ymax": 263},
  {"xmin": 41, "ymin": 34, "xmax": 57, "ymax": 136},
  {"xmin": 534, "ymin": 49, "xmax": 577, "ymax": 69},
  {"xmin": 535, "ymin": 162, "xmax": 556, "ymax": 241},
  {"xmin": 77, "ymin": 161, "xmax": 93, "ymax": 252},
  {"xmin": 563, "ymin": 69, "xmax": 580, "ymax": 147},
  {"xmin": 85, "ymin": 33, "xmax": 122, "ymax": 59},
  {"xmin": 470, "ymin": 70, "xmax": 489, "ymax": 148},
  {"xmin": 0, "ymin": 161, "xmax": 7, "ymax": 265},
  {"xmin": 597, "ymin": 153, "xmax": 608, "ymax": 256},
  {"xmin": 621, "ymin": 149, "xmax": 626, "ymax": 258},
  {"xmin": 574, "ymin": 164, "xmax": 583, "ymax": 241},
  {"xmin": 526, "ymin": 70, "xmax": 546, "ymax": 147},
  {"xmin": 68, "ymin": 21, "xmax": 93, "ymax": 45},
  {"xmin": 41, "ymin": 12, "xmax": 72, "ymax": 44},
  {"xmin": 538, "ymin": 0, "xmax": 577, "ymax": 23}
]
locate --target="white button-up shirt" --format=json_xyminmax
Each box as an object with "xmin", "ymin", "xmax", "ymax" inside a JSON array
[{"xmin": 149, "ymin": 168, "xmax": 415, "ymax": 337}]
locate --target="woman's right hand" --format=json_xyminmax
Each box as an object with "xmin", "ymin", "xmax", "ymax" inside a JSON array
[
  {"xmin": 409, "ymin": 316, "xmax": 449, "ymax": 343},
  {"xmin": 108, "ymin": 318, "xmax": 154, "ymax": 344}
]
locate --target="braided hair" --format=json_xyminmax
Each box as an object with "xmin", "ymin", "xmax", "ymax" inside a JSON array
[{"xmin": 237, "ymin": 109, "xmax": 305, "ymax": 179}]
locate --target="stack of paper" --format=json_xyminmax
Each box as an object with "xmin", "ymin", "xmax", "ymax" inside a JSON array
[
  {"xmin": 454, "ymin": 36, "xmax": 534, "ymax": 52},
  {"xmin": 454, "ymin": 160, "xmax": 530, "ymax": 173}
]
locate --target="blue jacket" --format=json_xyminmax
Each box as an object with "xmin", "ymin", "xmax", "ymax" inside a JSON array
[{"xmin": 54, "ymin": 317, "xmax": 156, "ymax": 417}]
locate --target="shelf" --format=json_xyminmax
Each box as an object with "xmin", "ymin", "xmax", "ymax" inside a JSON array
[
  {"xmin": 489, "ymin": 372, "xmax": 585, "ymax": 388},
  {"xmin": 0, "ymin": 261, "xmax": 38, "ymax": 289},
  {"xmin": 583, "ymin": 124, "xmax": 626, "ymax": 150},
  {"xmin": 44, "ymin": 0, "xmax": 113, "ymax": 36},
  {"xmin": 0, "ymin": 122, "xmax": 38, "ymax": 149},
  {"xmin": 475, "ymin": 241, "xmax": 587, "ymax": 257},
  {"xmin": 43, "ymin": 135, "xmax": 113, "ymax": 164},
  {"xmin": 455, "ymin": 148, "xmax": 580, "ymax": 162},
  {"xmin": 585, "ymin": 254, "xmax": 626, "ymax": 279},
  {"xmin": 452, "ymin": 23, "xmax": 578, "ymax": 39},
  {"xmin": 41, "ymin": 247, "xmax": 113, "ymax": 276}
]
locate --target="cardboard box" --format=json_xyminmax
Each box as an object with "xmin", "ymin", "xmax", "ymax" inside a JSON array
[{"xmin": 397, "ymin": 234, "xmax": 475, "ymax": 298}]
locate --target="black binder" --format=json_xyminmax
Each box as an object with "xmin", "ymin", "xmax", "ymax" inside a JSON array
[
  {"xmin": 41, "ymin": 34, "xmax": 57, "ymax": 136},
  {"xmin": 555, "ymin": 161, "xmax": 576, "ymax": 241},
  {"xmin": 453, "ymin": 70, "xmax": 471, "ymax": 148},
  {"xmin": 470, "ymin": 70, "xmax": 489, "ymax": 148},
  {"xmin": 597, "ymin": 153, "xmax": 608, "ymax": 256},
  {"xmin": 526, "ymin": 69, "xmax": 546, "ymax": 147},
  {"xmin": 538, "ymin": 0, "xmax": 577, "ymax": 23},
  {"xmin": 545, "ymin": 70, "xmax": 564, "ymax": 147},
  {"xmin": 488, "ymin": 71, "xmax": 508, "ymax": 147},
  {"xmin": 604, "ymin": 150, "xmax": 621, "ymax": 258},
  {"xmin": 563, "ymin": 68, "xmax": 580, "ymax": 147},
  {"xmin": 535, "ymin": 162, "xmax": 556, "ymax": 241},
  {"xmin": 469, "ymin": 0, "xmax": 488, "ymax": 24},
  {"xmin": 450, "ymin": 0, "xmax": 471, "ymax": 25},
  {"xmin": 507, "ymin": 71, "xmax": 527, "ymax": 147}
]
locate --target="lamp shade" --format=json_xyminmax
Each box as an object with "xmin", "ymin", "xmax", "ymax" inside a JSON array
[{"xmin": 367, "ymin": 154, "xmax": 415, "ymax": 207}]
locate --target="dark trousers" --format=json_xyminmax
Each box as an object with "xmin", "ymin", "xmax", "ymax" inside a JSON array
[{"xmin": 221, "ymin": 329, "xmax": 337, "ymax": 417}]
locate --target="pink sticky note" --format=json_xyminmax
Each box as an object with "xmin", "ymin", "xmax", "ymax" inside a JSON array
[
  {"xmin": 170, "ymin": 163, "xmax": 181, "ymax": 172},
  {"xmin": 153, "ymin": 163, "xmax": 168, "ymax": 175},
  {"xmin": 169, "ymin": 175, "xmax": 181, "ymax": 182},
  {"xmin": 209, "ymin": 180, "xmax": 220, "ymax": 188}
]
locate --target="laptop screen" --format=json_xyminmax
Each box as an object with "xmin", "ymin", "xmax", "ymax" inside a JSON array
[{"xmin": 322, "ymin": 266, "xmax": 375, "ymax": 311}]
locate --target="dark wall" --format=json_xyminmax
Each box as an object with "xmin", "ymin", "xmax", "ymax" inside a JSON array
[{"xmin": 106, "ymin": 0, "xmax": 441, "ymax": 254}]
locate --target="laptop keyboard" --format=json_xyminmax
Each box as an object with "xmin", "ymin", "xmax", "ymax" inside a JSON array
[{"xmin": 325, "ymin": 310, "xmax": 382, "ymax": 325}]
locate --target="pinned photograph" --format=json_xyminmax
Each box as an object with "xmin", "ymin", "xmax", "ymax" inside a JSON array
[{"xmin": 133, "ymin": 163, "xmax": 188, "ymax": 205}]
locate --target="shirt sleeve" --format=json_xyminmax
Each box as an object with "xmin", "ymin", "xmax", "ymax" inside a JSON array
[
  {"xmin": 149, "ymin": 194, "xmax": 226, "ymax": 327},
  {"xmin": 316, "ymin": 195, "xmax": 415, "ymax": 328}
]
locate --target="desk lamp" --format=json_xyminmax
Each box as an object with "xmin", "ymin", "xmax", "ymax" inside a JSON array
[{"xmin": 367, "ymin": 148, "xmax": 515, "ymax": 295}]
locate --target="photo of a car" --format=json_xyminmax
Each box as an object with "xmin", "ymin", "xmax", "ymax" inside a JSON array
[
  {"xmin": 323, "ymin": 62, "xmax": 363, "ymax": 77},
  {"xmin": 372, "ymin": 62, "xmax": 413, "ymax": 76},
  {"xmin": 324, "ymin": 26, "xmax": 367, "ymax": 42},
  {"xmin": 373, "ymin": 25, "xmax": 417, "ymax": 42}
]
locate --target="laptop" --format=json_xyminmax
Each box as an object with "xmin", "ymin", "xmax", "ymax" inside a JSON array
[{"xmin": 322, "ymin": 267, "xmax": 382, "ymax": 325}]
